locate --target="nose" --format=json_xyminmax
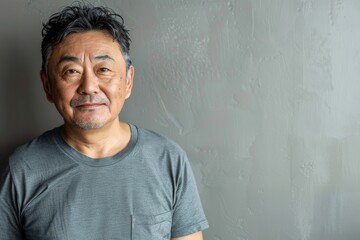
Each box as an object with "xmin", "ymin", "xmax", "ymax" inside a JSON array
[{"xmin": 77, "ymin": 69, "xmax": 100, "ymax": 95}]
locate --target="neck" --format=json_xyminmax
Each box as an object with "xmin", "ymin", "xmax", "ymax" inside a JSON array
[{"xmin": 61, "ymin": 120, "xmax": 131, "ymax": 159}]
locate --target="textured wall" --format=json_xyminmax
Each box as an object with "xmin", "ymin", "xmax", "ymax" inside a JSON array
[{"xmin": 1, "ymin": 0, "xmax": 360, "ymax": 239}]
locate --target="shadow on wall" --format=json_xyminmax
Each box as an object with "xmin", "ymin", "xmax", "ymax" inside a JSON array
[{"xmin": 0, "ymin": 34, "xmax": 39, "ymax": 171}]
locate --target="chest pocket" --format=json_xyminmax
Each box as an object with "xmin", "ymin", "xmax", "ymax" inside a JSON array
[{"xmin": 131, "ymin": 211, "xmax": 172, "ymax": 240}]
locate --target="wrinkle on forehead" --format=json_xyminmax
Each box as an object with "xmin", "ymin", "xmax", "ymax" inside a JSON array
[
  {"xmin": 48, "ymin": 31, "xmax": 125, "ymax": 68},
  {"xmin": 57, "ymin": 55, "xmax": 115, "ymax": 65}
]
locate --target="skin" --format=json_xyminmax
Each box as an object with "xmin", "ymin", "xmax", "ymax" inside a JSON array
[
  {"xmin": 40, "ymin": 30, "xmax": 203, "ymax": 240},
  {"xmin": 172, "ymin": 231, "xmax": 203, "ymax": 240},
  {"xmin": 40, "ymin": 31, "xmax": 134, "ymax": 158}
]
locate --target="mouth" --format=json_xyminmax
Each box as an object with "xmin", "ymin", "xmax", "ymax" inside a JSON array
[{"xmin": 75, "ymin": 103, "xmax": 107, "ymax": 110}]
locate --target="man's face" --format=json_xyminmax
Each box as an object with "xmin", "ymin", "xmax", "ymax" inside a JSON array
[{"xmin": 41, "ymin": 31, "xmax": 134, "ymax": 130}]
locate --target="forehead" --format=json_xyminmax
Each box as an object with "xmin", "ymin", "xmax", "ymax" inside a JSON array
[{"xmin": 51, "ymin": 31, "xmax": 123, "ymax": 60}]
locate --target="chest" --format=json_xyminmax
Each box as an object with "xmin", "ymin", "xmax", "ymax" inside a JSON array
[{"xmin": 20, "ymin": 164, "xmax": 174, "ymax": 240}]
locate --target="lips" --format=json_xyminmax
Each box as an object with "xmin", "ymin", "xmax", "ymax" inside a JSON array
[{"xmin": 77, "ymin": 103, "xmax": 105, "ymax": 107}]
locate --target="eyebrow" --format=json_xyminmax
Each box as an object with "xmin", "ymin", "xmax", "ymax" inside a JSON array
[
  {"xmin": 58, "ymin": 56, "xmax": 80, "ymax": 64},
  {"xmin": 58, "ymin": 55, "xmax": 115, "ymax": 64}
]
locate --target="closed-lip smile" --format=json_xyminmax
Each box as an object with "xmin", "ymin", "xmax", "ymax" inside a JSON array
[{"xmin": 76, "ymin": 102, "xmax": 106, "ymax": 109}]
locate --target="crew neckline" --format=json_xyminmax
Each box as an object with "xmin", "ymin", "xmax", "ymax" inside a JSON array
[{"xmin": 53, "ymin": 124, "xmax": 138, "ymax": 167}]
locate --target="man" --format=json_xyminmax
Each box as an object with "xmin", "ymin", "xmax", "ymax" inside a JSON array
[{"xmin": 0, "ymin": 4, "xmax": 208, "ymax": 240}]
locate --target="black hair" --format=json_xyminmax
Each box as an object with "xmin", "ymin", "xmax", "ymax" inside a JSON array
[{"xmin": 41, "ymin": 3, "xmax": 132, "ymax": 75}]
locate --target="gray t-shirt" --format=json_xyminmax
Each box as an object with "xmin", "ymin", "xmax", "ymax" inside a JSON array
[{"xmin": 0, "ymin": 124, "xmax": 208, "ymax": 240}]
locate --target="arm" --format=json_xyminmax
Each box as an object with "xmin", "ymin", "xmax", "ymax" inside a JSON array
[
  {"xmin": 172, "ymin": 231, "xmax": 203, "ymax": 240},
  {"xmin": 0, "ymin": 165, "xmax": 24, "ymax": 240},
  {"xmin": 170, "ymin": 149, "xmax": 208, "ymax": 239}
]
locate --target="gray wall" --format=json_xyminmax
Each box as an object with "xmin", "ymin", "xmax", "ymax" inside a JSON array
[{"xmin": 1, "ymin": 0, "xmax": 360, "ymax": 239}]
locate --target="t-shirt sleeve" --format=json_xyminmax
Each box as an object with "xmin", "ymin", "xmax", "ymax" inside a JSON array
[
  {"xmin": 0, "ymin": 165, "xmax": 24, "ymax": 240},
  {"xmin": 171, "ymin": 153, "xmax": 209, "ymax": 238}
]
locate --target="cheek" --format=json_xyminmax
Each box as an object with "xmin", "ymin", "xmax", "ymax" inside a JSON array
[
  {"xmin": 52, "ymin": 85, "xmax": 76, "ymax": 104},
  {"xmin": 113, "ymin": 88, "xmax": 124, "ymax": 101},
  {"xmin": 106, "ymin": 82, "xmax": 125, "ymax": 100}
]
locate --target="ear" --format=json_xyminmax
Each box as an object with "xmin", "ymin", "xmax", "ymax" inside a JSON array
[
  {"xmin": 40, "ymin": 70, "xmax": 54, "ymax": 103},
  {"xmin": 125, "ymin": 65, "xmax": 134, "ymax": 99}
]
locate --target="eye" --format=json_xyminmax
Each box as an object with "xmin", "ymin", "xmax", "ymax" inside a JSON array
[
  {"xmin": 66, "ymin": 69, "xmax": 79, "ymax": 74},
  {"xmin": 99, "ymin": 67, "xmax": 110, "ymax": 73}
]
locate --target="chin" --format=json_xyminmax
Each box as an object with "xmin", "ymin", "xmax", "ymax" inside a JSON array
[{"xmin": 72, "ymin": 120, "xmax": 106, "ymax": 130}]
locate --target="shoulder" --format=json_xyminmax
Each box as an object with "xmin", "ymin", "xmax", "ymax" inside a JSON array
[
  {"xmin": 5, "ymin": 126, "xmax": 79, "ymax": 197},
  {"xmin": 134, "ymin": 126, "xmax": 187, "ymax": 159},
  {"xmin": 132, "ymin": 126, "xmax": 189, "ymax": 171},
  {"xmin": 8, "ymin": 127, "xmax": 63, "ymax": 174}
]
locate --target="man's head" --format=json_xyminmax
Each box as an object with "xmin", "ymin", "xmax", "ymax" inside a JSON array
[
  {"xmin": 40, "ymin": 4, "xmax": 134, "ymax": 130},
  {"xmin": 41, "ymin": 4, "xmax": 132, "ymax": 76}
]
